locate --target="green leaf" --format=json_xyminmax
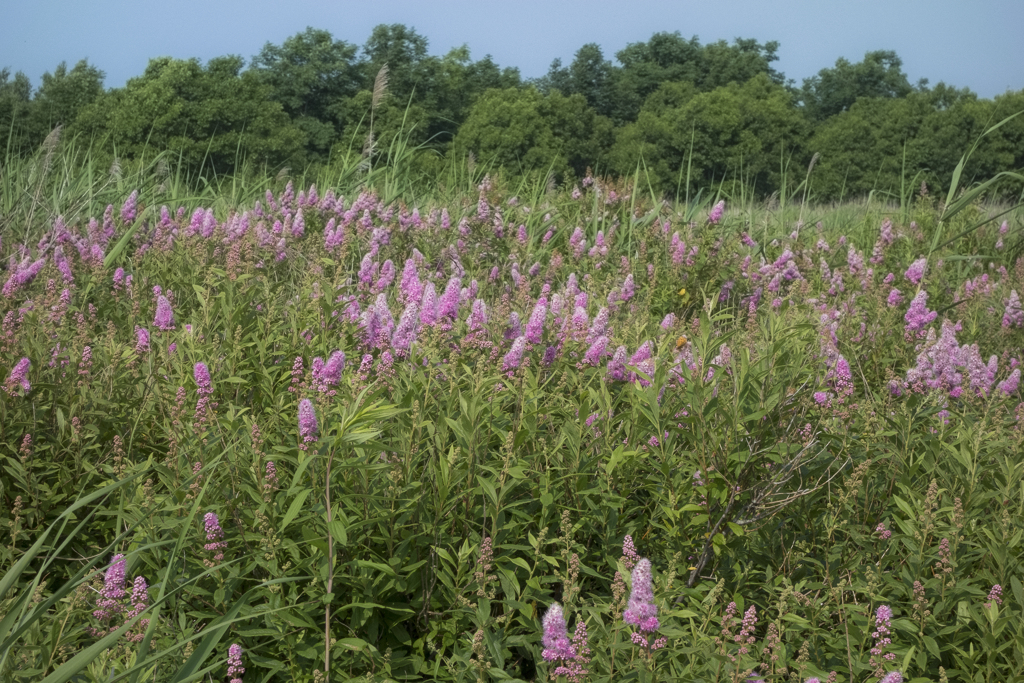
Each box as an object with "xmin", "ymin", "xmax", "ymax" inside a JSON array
[
  {"xmin": 280, "ymin": 488, "xmax": 312, "ymax": 533},
  {"xmin": 327, "ymin": 520, "xmax": 347, "ymax": 546}
]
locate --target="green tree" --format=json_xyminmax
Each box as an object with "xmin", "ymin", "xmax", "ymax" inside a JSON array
[
  {"xmin": 613, "ymin": 32, "xmax": 703, "ymax": 121},
  {"xmin": 808, "ymin": 85, "xmax": 1023, "ymax": 200},
  {"xmin": 416, "ymin": 46, "xmax": 521, "ymax": 145},
  {"xmin": 453, "ymin": 87, "xmax": 612, "ymax": 182},
  {"xmin": 331, "ymin": 89, "xmax": 430, "ymax": 163},
  {"xmin": 800, "ymin": 50, "xmax": 913, "ymax": 121},
  {"xmin": 807, "ymin": 94, "xmax": 930, "ymax": 198},
  {"xmin": 702, "ymin": 38, "xmax": 783, "ymax": 92},
  {"xmin": 611, "ymin": 32, "xmax": 784, "ymax": 122},
  {"xmin": 0, "ymin": 68, "xmax": 34, "ymax": 154},
  {"xmin": 361, "ymin": 24, "xmax": 430, "ymax": 104},
  {"xmin": 608, "ymin": 74, "xmax": 806, "ymax": 196},
  {"xmin": 250, "ymin": 27, "xmax": 362, "ymax": 159},
  {"xmin": 539, "ymin": 44, "xmax": 616, "ymax": 118},
  {"xmin": 73, "ymin": 55, "xmax": 304, "ymax": 176},
  {"xmin": 29, "ymin": 60, "xmax": 105, "ymax": 138}
]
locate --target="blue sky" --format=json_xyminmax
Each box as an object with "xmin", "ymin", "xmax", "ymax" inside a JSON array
[{"xmin": 2, "ymin": 0, "xmax": 1022, "ymax": 99}]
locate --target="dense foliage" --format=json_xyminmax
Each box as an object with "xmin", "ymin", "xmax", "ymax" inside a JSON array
[
  {"xmin": 2, "ymin": 25, "xmax": 1023, "ymax": 199},
  {"xmin": 1, "ymin": 133, "xmax": 1024, "ymax": 682}
]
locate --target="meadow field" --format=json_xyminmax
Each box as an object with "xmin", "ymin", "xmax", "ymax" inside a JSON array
[{"xmin": 1, "ymin": 139, "xmax": 1024, "ymax": 683}]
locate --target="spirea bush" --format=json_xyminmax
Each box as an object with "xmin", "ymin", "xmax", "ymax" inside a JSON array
[{"xmin": 1, "ymin": 167, "xmax": 1024, "ymax": 682}]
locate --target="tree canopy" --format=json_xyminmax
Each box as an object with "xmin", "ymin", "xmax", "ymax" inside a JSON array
[{"xmin": 1, "ymin": 25, "xmax": 1021, "ymax": 200}]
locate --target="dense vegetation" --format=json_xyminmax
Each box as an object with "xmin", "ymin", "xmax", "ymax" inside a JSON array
[
  {"xmin": 1, "ymin": 117, "xmax": 1023, "ymax": 682},
  {"xmin": 2, "ymin": 24, "xmax": 1023, "ymax": 199}
]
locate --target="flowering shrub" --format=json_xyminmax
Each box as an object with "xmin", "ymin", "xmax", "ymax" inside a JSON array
[{"xmin": 1, "ymin": 174, "xmax": 1022, "ymax": 682}]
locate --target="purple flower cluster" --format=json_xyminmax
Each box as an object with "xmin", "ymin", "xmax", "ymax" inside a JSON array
[
  {"xmin": 708, "ymin": 200, "xmax": 725, "ymax": 225},
  {"xmin": 263, "ymin": 461, "xmax": 278, "ymax": 494},
  {"xmin": 541, "ymin": 603, "xmax": 590, "ymax": 682},
  {"xmin": 311, "ymin": 350, "xmax": 346, "ymax": 392},
  {"xmin": 154, "ymin": 294, "xmax": 175, "ymax": 330},
  {"xmin": 904, "ymin": 258, "xmax": 927, "ymax": 285},
  {"xmin": 135, "ymin": 326, "xmax": 150, "ymax": 354},
  {"xmin": 2, "ymin": 256, "xmax": 46, "ymax": 297},
  {"xmin": 120, "ymin": 190, "xmax": 138, "ymax": 223},
  {"xmin": 502, "ymin": 336, "xmax": 527, "ymax": 373},
  {"xmin": 903, "ymin": 290, "xmax": 937, "ymax": 335},
  {"xmin": 984, "ymin": 584, "xmax": 1003, "ymax": 609},
  {"xmin": 1004, "ymin": 290, "xmax": 1023, "ymax": 328},
  {"xmin": 298, "ymin": 398, "xmax": 318, "ymax": 448},
  {"xmin": 89, "ymin": 554, "xmax": 150, "ymax": 641},
  {"xmin": 194, "ymin": 362, "xmax": 215, "ymax": 423},
  {"xmin": 902, "ymin": 320, "xmax": 1011, "ymax": 398},
  {"xmin": 203, "ymin": 512, "xmax": 227, "ymax": 566},
  {"xmin": 869, "ymin": 605, "xmax": 896, "ymax": 676},
  {"xmin": 541, "ymin": 603, "xmax": 573, "ymax": 661},
  {"xmin": 623, "ymin": 559, "xmax": 667, "ymax": 650},
  {"xmin": 4, "ymin": 357, "xmax": 31, "ymax": 395},
  {"xmin": 227, "ymin": 643, "xmax": 245, "ymax": 683}
]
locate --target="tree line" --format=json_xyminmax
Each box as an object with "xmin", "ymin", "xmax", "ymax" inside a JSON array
[{"xmin": 2, "ymin": 24, "xmax": 1022, "ymax": 199}]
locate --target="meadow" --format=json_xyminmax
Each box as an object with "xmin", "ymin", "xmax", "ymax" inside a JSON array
[{"xmin": 1, "ymin": 139, "xmax": 1024, "ymax": 683}]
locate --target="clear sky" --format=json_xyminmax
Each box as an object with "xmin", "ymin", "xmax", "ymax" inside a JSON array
[{"xmin": 2, "ymin": 0, "xmax": 1022, "ymax": 99}]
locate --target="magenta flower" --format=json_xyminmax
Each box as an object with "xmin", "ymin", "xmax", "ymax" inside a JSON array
[
  {"xmin": 869, "ymin": 605, "xmax": 896, "ymax": 677},
  {"xmin": 227, "ymin": 643, "xmax": 245, "ymax": 683},
  {"xmin": 120, "ymin": 190, "xmax": 138, "ymax": 223},
  {"xmin": 879, "ymin": 673, "xmax": 903, "ymax": 683},
  {"xmin": 623, "ymin": 559, "xmax": 657, "ymax": 631},
  {"xmin": 298, "ymin": 398, "xmax": 318, "ymax": 446},
  {"xmin": 620, "ymin": 274, "xmax": 636, "ymax": 302},
  {"xmin": 135, "ymin": 327, "xmax": 150, "ymax": 354},
  {"xmin": 321, "ymin": 350, "xmax": 346, "ymax": 385},
  {"xmin": 263, "ymin": 461, "xmax": 279, "ymax": 493},
  {"xmin": 502, "ymin": 336, "xmax": 527, "ymax": 372},
  {"xmin": 984, "ymin": 584, "xmax": 1003, "ymax": 608},
  {"xmin": 203, "ymin": 512, "xmax": 227, "ymax": 565},
  {"xmin": 525, "ymin": 298, "xmax": 547, "ymax": 344},
  {"xmin": 89, "ymin": 554, "xmax": 150, "ymax": 641},
  {"xmin": 587, "ymin": 307, "xmax": 610, "ymax": 343},
  {"xmin": 624, "ymin": 558, "xmax": 667, "ymax": 650},
  {"xmin": 94, "ymin": 554, "xmax": 127, "ymax": 620},
  {"xmin": 194, "ymin": 362, "xmax": 212, "ymax": 394},
  {"xmin": 4, "ymin": 357, "xmax": 31, "ymax": 395},
  {"xmin": 904, "ymin": 291, "xmax": 937, "ymax": 334},
  {"xmin": 467, "ymin": 299, "xmax": 488, "ymax": 333},
  {"xmin": 583, "ymin": 336, "xmax": 609, "ymax": 365},
  {"xmin": 391, "ymin": 303, "xmax": 420, "ymax": 356},
  {"xmin": 997, "ymin": 369, "xmax": 1020, "ymax": 396},
  {"xmin": 419, "ymin": 283, "xmax": 439, "ymax": 327},
  {"xmin": 708, "ymin": 200, "xmax": 725, "ymax": 224},
  {"xmin": 904, "ymin": 258, "xmax": 927, "ymax": 285},
  {"xmin": 505, "ymin": 311, "xmax": 522, "ymax": 340},
  {"xmin": 542, "ymin": 603, "xmax": 574, "ymax": 661},
  {"xmin": 438, "ymin": 276, "xmax": 462, "ymax": 321},
  {"xmin": 374, "ymin": 258, "xmax": 395, "ymax": 292},
  {"xmin": 606, "ymin": 346, "xmax": 628, "ymax": 381},
  {"xmin": 154, "ymin": 294, "xmax": 175, "ymax": 330},
  {"xmin": 357, "ymin": 254, "xmax": 376, "ymax": 287},
  {"xmin": 398, "ymin": 259, "xmax": 423, "ymax": 305},
  {"xmin": 1003, "ymin": 290, "xmax": 1023, "ymax": 328}
]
